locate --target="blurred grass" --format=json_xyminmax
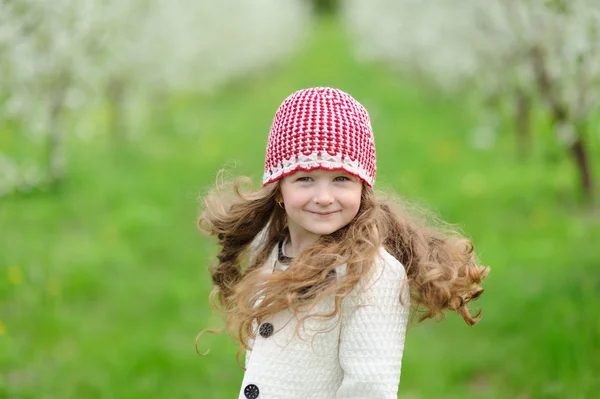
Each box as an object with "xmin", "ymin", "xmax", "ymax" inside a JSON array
[{"xmin": 1, "ymin": 16, "xmax": 600, "ymax": 399}]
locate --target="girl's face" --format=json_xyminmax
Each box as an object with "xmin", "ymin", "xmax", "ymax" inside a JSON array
[{"xmin": 279, "ymin": 169, "xmax": 363, "ymax": 245}]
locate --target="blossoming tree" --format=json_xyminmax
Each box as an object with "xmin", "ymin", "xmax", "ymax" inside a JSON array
[
  {"xmin": 342, "ymin": 0, "xmax": 599, "ymax": 202},
  {"xmin": 0, "ymin": 0, "xmax": 98, "ymax": 196},
  {"xmin": 0, "ymin": 0, "xmax": 312, "ymax": 197}
]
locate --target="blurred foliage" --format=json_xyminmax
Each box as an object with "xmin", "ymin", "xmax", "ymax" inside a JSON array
[
  {"xmin": 1, "ymin": 16, "xmax": 599, "ymax": 399},
  {"xmin": 545, "ymin": 0, "xmax": 569, "ymax": 13},
  {"xmin": 310, "ymin": 0, "xmax": 339, "ymax": 14},
  {"xmin": 342, "ymin": 0, "xmax": 600, "ymax": 203}
]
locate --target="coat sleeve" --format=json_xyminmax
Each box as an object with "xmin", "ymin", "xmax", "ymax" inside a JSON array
[{"xmin": 336, "ymin": 253, "xmax": 410, "ymax": 399}]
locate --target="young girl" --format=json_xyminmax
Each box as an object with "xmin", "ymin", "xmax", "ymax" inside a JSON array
[{"xmin": 198, "ymin": 87, "xmax": 489, "ymax": 399}]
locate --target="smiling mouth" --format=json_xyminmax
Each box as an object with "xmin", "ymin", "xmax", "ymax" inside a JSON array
[{"xmin": 308, "ymin": 211, "xmax": 340, "ymax": 216}]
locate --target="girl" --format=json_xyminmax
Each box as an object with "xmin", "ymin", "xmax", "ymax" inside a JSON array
[{"xmin": 198, "ymin": 87, "xmax": 489, "ymax": 399}]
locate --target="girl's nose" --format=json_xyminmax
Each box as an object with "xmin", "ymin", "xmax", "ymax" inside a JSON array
[{"xmin": 314, "ymin": 186, "xmax": 334, "ymax": 205}]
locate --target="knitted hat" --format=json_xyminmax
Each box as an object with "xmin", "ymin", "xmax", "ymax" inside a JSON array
[{"xmin": 262, "ymin": 87, "xmax": 376, "ymax": 187}]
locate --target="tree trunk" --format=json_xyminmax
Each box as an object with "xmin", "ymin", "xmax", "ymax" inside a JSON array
[
  {"xmin": 107, "ymin": 77, "xmax": 127, "ymax": 140},
  {"xmin": 531, "ymin": 46, "xmax": 595, "ymax": 204},
  {"xmin": 515, "ymin": 89, "xmax": 532, "ymax": 159},
  {"xmin": 47, "ymin": 87, "xmax": 67, "ymax": 184},
  {"xmin": 569, "ymin": 132, "xmax": 594, "ymax": 203}
]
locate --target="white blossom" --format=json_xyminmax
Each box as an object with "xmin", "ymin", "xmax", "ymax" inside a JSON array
[
  {"xmin": 0, "ymin": 0, "xmax": 312, "ymax": 195},
  {"xmin": 341, "ymin": 0, "xmax": 600, "ymax": 120}
]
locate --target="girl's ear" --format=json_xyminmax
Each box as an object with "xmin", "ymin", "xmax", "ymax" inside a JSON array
[{"xmin": 274, "ymin": 185, "xmax": 283, "ymax": 203}]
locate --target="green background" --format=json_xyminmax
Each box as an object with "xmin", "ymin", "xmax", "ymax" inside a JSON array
[{"xmin": 1, "ymin": 17, "xmax": 599, "ymax": 399}]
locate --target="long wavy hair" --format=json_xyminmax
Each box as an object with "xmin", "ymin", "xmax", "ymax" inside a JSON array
[{"xmin": 197, "ymin": 172, "xmax": 489, "ymax": 366}]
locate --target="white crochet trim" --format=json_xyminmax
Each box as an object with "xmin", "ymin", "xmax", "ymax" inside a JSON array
[{"xmin": 263, "ymin": 153, "xmax": 375, "ymax": 186}]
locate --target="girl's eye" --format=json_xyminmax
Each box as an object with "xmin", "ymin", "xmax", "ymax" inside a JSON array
[
  {"xmin": 334, "ymin": 176, "xmax": 350, "ymax": 182},
  {"xmin": 296, "ymin": 176, "xmax": 312, "ymax": 182}
]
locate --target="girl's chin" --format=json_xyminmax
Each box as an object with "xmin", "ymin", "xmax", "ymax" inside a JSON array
[{"xmin": 304, "ymin": 225, "xmax": 342, "ymax": 236}]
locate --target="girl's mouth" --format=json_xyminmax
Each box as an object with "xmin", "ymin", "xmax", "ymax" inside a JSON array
[{"xmin": 308, "ymin": 210, "xmax": 339, "ymax": 216}]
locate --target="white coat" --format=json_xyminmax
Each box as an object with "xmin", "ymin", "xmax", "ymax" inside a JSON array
[{"xmin": 238, "ymin": 244, "xmax": 410, "ymax": 399}]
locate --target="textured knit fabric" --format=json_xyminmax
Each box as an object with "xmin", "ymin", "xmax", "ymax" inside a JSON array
[
  {"xmin": 262, "ymin": 87, "xmax": 377, "ymax": 187},
  {"xmin": 238, "ymin": 245, "xmax": 410, "ymax": 399}
]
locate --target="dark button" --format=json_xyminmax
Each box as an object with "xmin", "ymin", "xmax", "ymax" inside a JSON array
[
  {"xmin": 259, "ymin": 322, "xmax": 274, "ymax": 338},
  {"xmin": 244, "ymin": 384, "xmax": 259, "ymax": 399}
]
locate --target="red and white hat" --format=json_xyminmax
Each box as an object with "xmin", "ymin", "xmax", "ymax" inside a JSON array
[{"xmin": 262, "ymin": 87, "xmax": 376, "ymax": 187}]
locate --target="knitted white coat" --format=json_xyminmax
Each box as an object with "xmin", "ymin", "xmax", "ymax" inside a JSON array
[{"xmin": 238, "ymin": 245, "xmax": 410, "ymax": 399}]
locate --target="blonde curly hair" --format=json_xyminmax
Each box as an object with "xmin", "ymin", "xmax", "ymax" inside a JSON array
[{"xmin": 197, "ymin": 173, "xmax": 489, "ymax": 366}]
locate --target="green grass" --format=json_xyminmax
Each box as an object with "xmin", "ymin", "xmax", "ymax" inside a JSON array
[{"xmin": 1, "ymin": 17, "xmax": 600, "ymax": 399}]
